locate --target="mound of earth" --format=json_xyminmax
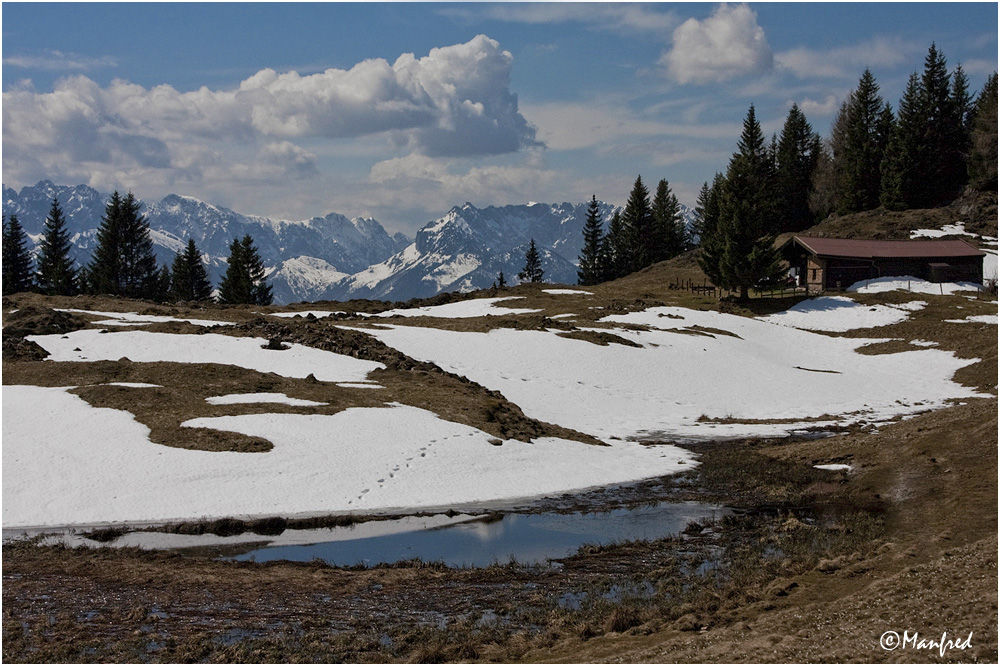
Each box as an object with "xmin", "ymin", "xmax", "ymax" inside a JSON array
[
  {"xmin": 2, "ymin": 306, "xmax": 89, "ymax": 339},
  {"xmin": 2, "ymin": 336, "xmax": 50, "ymax": 361}
]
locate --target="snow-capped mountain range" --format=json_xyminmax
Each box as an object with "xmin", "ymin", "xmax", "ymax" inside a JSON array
[{"xmin": 3, "ymin": 180, "xmax": 692, "ymax": 304}]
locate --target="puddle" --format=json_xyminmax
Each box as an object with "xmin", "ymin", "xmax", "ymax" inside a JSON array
[{"xmin": 230, "ymin": 501, "xmax": 723, "ymax": 568}]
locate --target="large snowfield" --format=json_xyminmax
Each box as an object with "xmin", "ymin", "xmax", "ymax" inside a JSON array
[
  {"xmin": 362, "ymin": 306, "xmax": 984, "ymax": 441},
  {"xmin": 2, "ymin": 387, "xmax": 690, "ymax": 528},
  {"xmin": 3, "ymin": 291, "xmax": 990, "ymax": 529}
]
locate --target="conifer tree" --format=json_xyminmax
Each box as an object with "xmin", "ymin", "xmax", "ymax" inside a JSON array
[
  {"xmin": 169, "ymin": 239, "xmax": 214, "ymax": 302},
  {"xmin": 692, "ymin": 174, "xmax": 724, "ymax": 245},
  {"xmin": 86, "ymin": 191, "xmax": 160, "ymax": 298},
  {"xmin": 496, "ymin": 270, "xmax": 507, "ymax": 288},
  {"xmin": 775, "ymin": 104, "xmax": 821, "ymax": 232},
  {"xmin": 968, "ymin": 72, "xmax": 998, "ymax": 192},
  {"xmin": 880, "ymin": 73, "xmax": 923, "ymax": 210},
  {"xmin": 219, "ymin": 235, "xmax": 272, "ymax": 305},
  {"xmin": 699, "ymin": 105, "xmax": 784, "ymax": 299},
  {"xmin": 3, "ymin": 215, "xmax": 35, "ymax": 295},
  {"xmin": 577, "ymin": 195, "xmax": 605, "ymax": 285},
  {"xmin": 837, "ymin": 70, "xmax": 891, "ymax": 213},
  {"xmin": 651, "ymin": 179, "xmax": 685, "ymax": 261},
  {"xmin": 621, "ymin": 175, "xmax": 654, "ymax": 273},
  {"xmin": 517, "ymin": 238, "xmax": 544, "ymax": 283},
  {"xmin": 86, "ymin": 191, "xmax": 124, "ymax": 295},
  {"xmin": 243, "ymin": 235, "xmax": 273, "ymax": 306},
  {"xmin": 35, "ymin": 197, "xmax": 78, "ymax": 296},
  {"xmin": 951, "ymin": 64, "xmax": 974, "ymax": 155},
  {"xmin": 218, "ymin": 237, "xmax": 248, "ymax": 304},
  {"xmin": 920, "ymin": 44, "xmax": 965, "ymax": 205},
  {"xmin": 119, "ymin": 192, "xmax": 160, "ymax": 299}
]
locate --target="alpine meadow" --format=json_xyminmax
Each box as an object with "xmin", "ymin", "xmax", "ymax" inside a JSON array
[{"xmin": 2, "ymin": 3, "xmax": 997, "ymax": 663}]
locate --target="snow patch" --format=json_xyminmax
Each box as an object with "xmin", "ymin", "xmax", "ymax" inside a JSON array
[
  {"xmin": 206, "ymin": 392, "xmax": 328, "ymax": 407},
  {"xmin": 28, "ymin": 330, "xmax": 384, "ymax": 382},
  {"xmin": 944, "ymin": 314, "xmax": 998, "ymax": 324},
  {"xmin": 542, "ymin": 289, "xmax": 594, "ymax": 295},
  {"xmin": 847, "ymin": 277, "xmax": 982, "ymax": 295},
  {"xmin": 371, "ymin": 296, "xmax": 542, "ymax": 319},
  {"xmin": 758, "ymin": 296, "xmax": 924, "ymax": 332},
  {"xmin": 57, "ymin": 308, "xmax": 232, "ymax": 327}
]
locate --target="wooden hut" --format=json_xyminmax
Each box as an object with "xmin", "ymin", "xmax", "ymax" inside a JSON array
[{"xmin": 779, "ymin": 236, "xmax": 986, "ymax": 292}]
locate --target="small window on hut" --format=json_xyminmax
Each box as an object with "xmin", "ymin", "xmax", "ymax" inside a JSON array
[{"xmin": 810, "ymin": 269, "xmax": 817, "ymax": 280}]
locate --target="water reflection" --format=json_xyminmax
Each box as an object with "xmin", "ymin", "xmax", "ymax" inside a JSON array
[{"xmin": 233, "ymin": 501, "xmax": 723, "ymax": 568}]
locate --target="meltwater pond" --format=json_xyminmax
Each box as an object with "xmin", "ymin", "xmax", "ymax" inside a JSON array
[{"xmin": 231, "ymin": 501, "xmax": 723, "ymax": 568}]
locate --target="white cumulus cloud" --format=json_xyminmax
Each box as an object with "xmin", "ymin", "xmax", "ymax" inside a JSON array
[
  {"xmin": 1, "ymin": 35, "xmax": 538, "ymax": 195},
  {"xmin": 662, "ymin": 4, "xmax": 774, "ymax": 84}
]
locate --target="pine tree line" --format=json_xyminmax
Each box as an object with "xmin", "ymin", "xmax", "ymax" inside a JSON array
[
  {"xmin": 2, "ymin": 194, "xmax": 272, "ymax": 305},
  {"xmin": 813, "ymin": 44, "xmax": 996, "ymax": 218},
  {"xmin": 698, "ymin": 105, "xmax": 787, "ymax": 299},
  {"xmin": 576, "ymin": 178, "xmax": 689, "ymax": 286}
]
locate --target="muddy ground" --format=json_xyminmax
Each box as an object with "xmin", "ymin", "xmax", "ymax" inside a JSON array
[{"xmin": 3, "ymin": 397, "xmax": 996, "ymax": 663}]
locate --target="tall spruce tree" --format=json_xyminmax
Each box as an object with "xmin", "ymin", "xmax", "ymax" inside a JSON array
[
  {"xmin": 621, "ymin": 176, "xmax": 654, "ymax": 273},
  {"xmin": 517, "ymin": 238, "xmax": 544, "ymax": 283},
  {"xmin": 775, "ymin": 104, "xmax": 821, "ymax": 232},
  {"xmin": 577, "ymin": 195, "xmax": 605, "ymax": 286},
  {"xmin": 87, "ymin": 191, "xmax": 160, "ymax": 298},
  {"xmin": 218, "ymin": 237, "xmax": 248, "ymax": 304},
  {"xmin": 35, "ymin": 197, "xmax": 78, "ymax": 296},
  {"xmin": 837, "ymin": 69, "xmax": 891, "ymax": 213},
  {"xmin": 119, "ymin": 192, "xmax": 160, "ymax": 299},
  {"xmin": 699, "ymin": 105, "xmax": 784, "ymax": 299},
  {"xmin": 951, "ymin": 64, "xmax": 974, "ymax": 162},
  {"xmin": 651, "ymin": 179, "xmax": 685, "ymax": 261},
  {"xmin": 219, "ymin": 235, "xmax": 272, "ymax": 305},
  {"xmin": 968, "ymin": 72, "xmax": 998, "ymax": 192},
  {"xmin": 169, "ymin": 239, "xmax": 214, "ymax": 302},
  {"xmin": 880, "ymin": 73, "xmax": 923, "ymax": 210},
  {"xmin": 86, "ymin": 191, "xmax": 124, "ymax": 295},
  {"xmin": 920, "ymin": 44, "xmax": 966, "ymax": 205},
  {"xmin": 3, "ymin": 215, "xmax": 35, "ymax": 295}
]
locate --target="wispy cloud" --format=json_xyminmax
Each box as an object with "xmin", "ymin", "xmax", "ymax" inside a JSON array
[
  {"xmin": 521, "ymin": 101, "xmax": 742, "ymax": 151},
  {"xmin": 440, "ymin": 2, "xmax": 679, "ymax": 36},
  {"xmin": 776, "ymin": 36, "xmax": 923, "ymax": 80},
  {"xmin": 3, "ymin": 49, "xmax": 118, "ymax": 71}
]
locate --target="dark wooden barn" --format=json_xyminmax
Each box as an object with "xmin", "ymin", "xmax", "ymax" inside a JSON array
[{"xmin": 779, "ymin": 236, "xmax": 986, "ymax": 292}]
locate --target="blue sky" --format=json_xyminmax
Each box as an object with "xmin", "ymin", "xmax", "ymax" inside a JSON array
[{"xmin": 3, "ymin": 2, "xmax": 997, "ymax": 234}]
